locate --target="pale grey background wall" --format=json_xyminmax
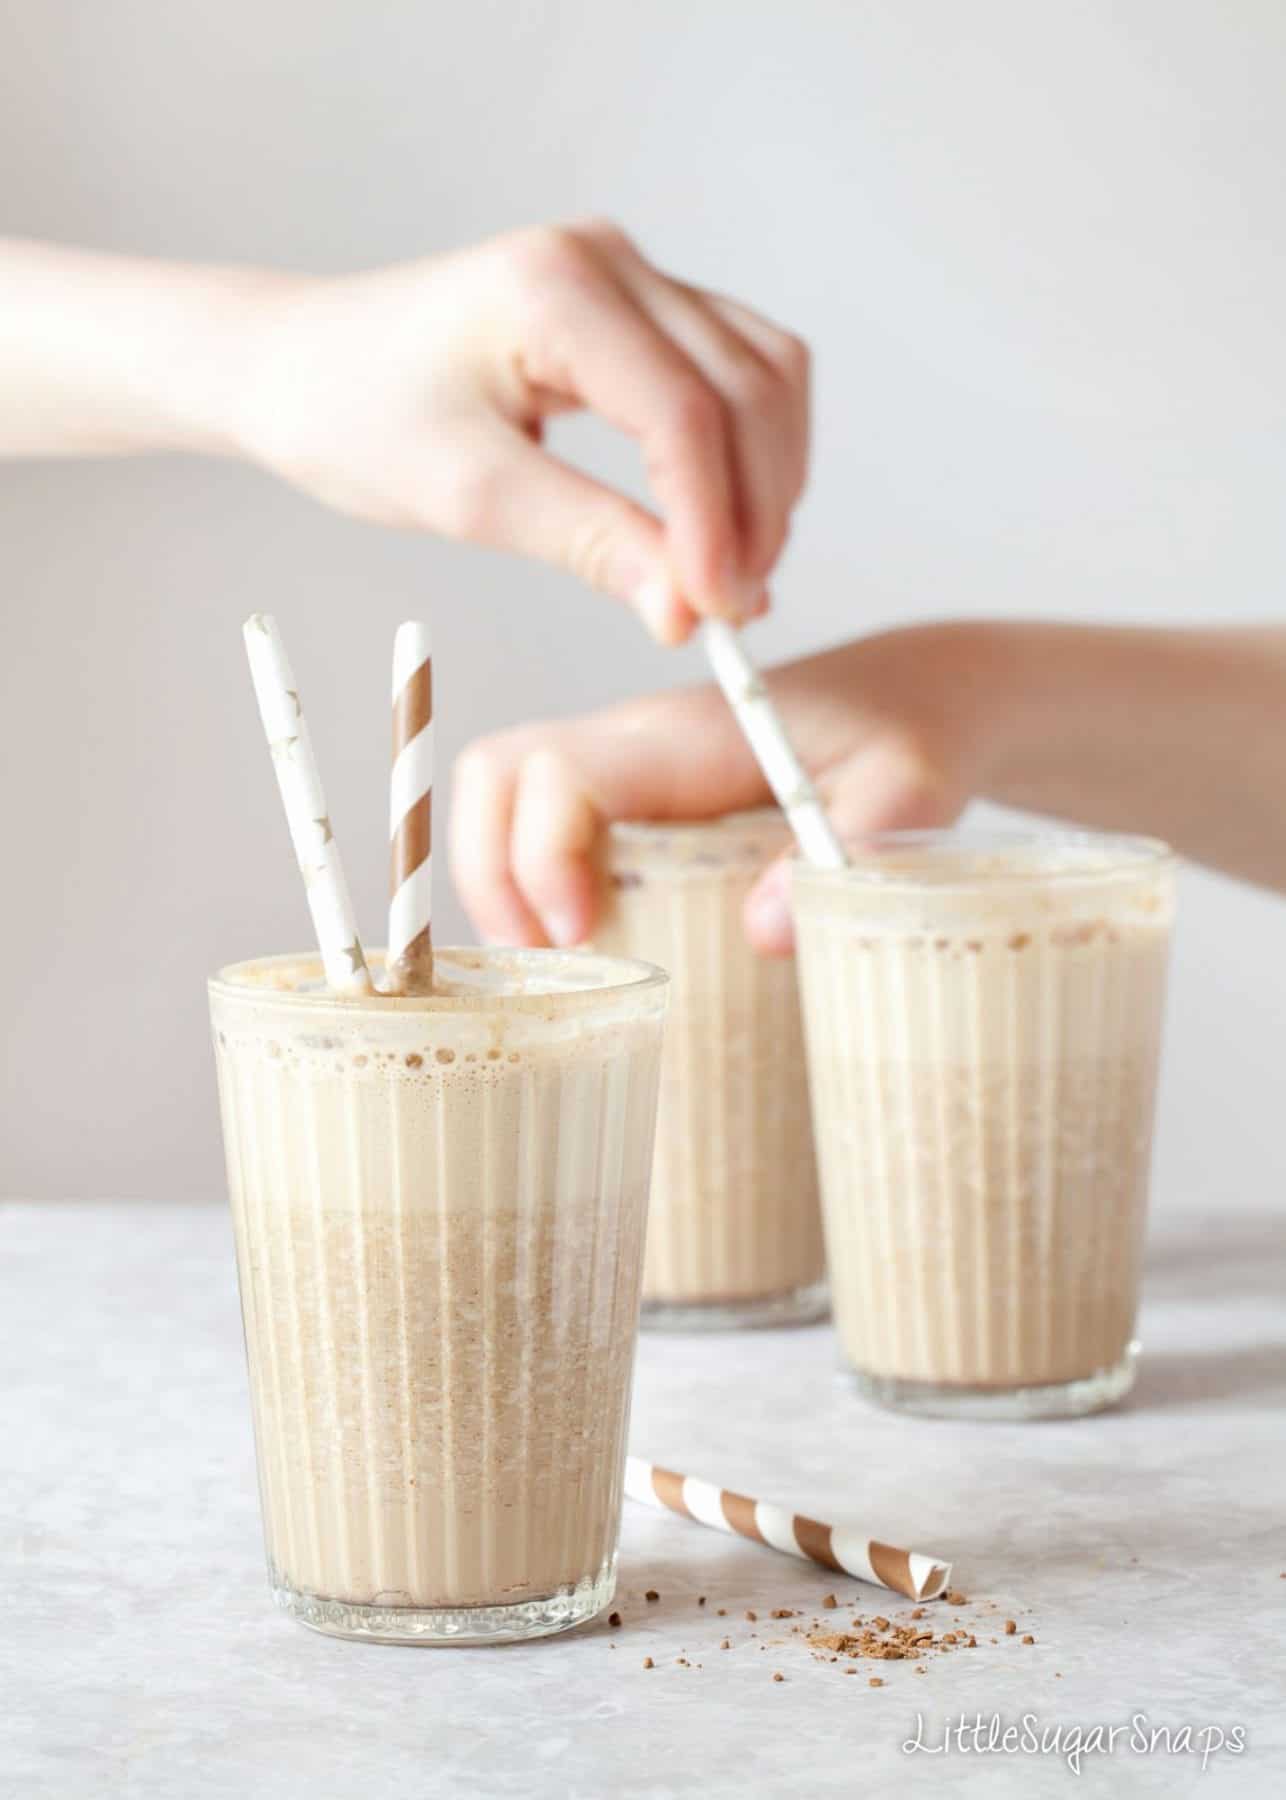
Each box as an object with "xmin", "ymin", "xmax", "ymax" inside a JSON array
[{"xmin": 3, "ymin": 0, "xmax": 1284, "ymax": 1203}]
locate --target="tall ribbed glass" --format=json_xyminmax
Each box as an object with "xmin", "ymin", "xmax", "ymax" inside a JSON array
[
  {"xmin": 594, "ymin": 812, "xmax": 826, "ymax": 1329},
  {"xmin": 210, "ymin": 947, "xmax": 666, "ymax": 1644},
  {"xmin": 792, "ymin": 832, "xmax": 1174, "ymax": 1419}
]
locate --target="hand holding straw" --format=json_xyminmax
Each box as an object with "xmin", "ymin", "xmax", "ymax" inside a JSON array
[
  {"xmin": 625, "ymin": 1456, "xmax": 951, "ymax": 1602},
  {"xmin": 702, "ymin": 619, "xmax": 847, "ymax": 869},
  {"xmin": 385, "ymin": 620, "xmax": 434, "ymax": 994},
  {"xmin": 242, "ymin": 614, "xmax": 373, "ymax": 995}
]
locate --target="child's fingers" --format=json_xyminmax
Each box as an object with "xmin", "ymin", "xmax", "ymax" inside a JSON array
[
  {"xmin": 450, "ymin": 686, "xmax": 770, "ymax": 947},
  {"xmin": 743, "ymin": 854, "xmax": 797, "ymax": 957},
  {"xmin": 449, "ymin": 738, "xmax": 546, "ymax": 946},
  {"xmin": 611, "ymin": 258, "xmax": 807, "ymax": 589},
  {"xmin": 509, "ymin": 748, "xmax": 603, "ymax": 947},
  {"xmin": 700, "ymin": 291, "xmax": 811, "ymax": 505},
  {"xmin": 427, "ymin": 419, "xmax": 699, "ymax": 644},
  {"xmin": 504, "ymin": 224, "xmax": 742, "ymax": 621}
]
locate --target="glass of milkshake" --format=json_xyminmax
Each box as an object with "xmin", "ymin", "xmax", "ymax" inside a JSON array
[
  {"xmin": 210, "ymin": 945, "xmax": 667, "ymax": 1644},
  {"xmin": 593, "ymin": 811, "xmax": 827, "ymax": 1329},
  {"xmin": 792, "ymin": 831, "xmax": 1174, "ymax": 1419}
]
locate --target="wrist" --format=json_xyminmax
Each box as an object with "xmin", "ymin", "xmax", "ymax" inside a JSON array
[
  {"xmin": 159, "ymin": 264, "xmax": 307, "ymax": 460},
  {"xmin": 893, "ymin": 618, "xmax": 1029, "ymax": 792},
  {"xmin": 951, "ymin": 620, "xmax": 1186, "ymax": 821}
]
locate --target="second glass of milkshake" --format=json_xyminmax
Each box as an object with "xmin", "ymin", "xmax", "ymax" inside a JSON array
[
  {"xmin": 593, "ymin": 811, "xmax": 827, "ymax": 1329},
  {"xmin": 793, "ymin": 830, "xmax": 1173, "ymax": 1419},
  {"xmin": 211, "ymin": 945, "xmax": 666, "ymax": 1644}
]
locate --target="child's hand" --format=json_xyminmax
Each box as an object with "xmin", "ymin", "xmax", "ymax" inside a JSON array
[
  {"xmin": 450, "ymin": 623, "xmax": 996, "ymax": 954},
  {"xmin": 235, "ymin": 222, "xmax": 809, "ymax": 643}
]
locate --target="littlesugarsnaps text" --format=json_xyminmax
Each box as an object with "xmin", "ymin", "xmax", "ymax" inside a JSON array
[{"xmin": 903, "ymin": 1712, "xmax": 1247, "ymax": 1776}]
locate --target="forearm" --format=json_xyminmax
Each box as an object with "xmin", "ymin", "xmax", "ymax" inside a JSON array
[
  {"xmin": 974, "ymin": 622, "xmax": 1286, "ymax": 890},
  {"xmin": 0, "ymin": 238, "xmax": 278, "ymax": 459}
]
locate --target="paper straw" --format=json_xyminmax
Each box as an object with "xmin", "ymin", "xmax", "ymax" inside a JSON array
[
  {"xmin": 242, "ymin": 613, "xmax": 373, "ymax": 995},
  {"xmin": 385, "ymin": 620, "xmax": 434, "ymax": 994},
  {"xmin": 625, "ymin": 1456, "xmax": 951, "ymax": 1601},
  {"xmin": 702, "ymin": 620, "xmax": 847, "ymax": 869}
]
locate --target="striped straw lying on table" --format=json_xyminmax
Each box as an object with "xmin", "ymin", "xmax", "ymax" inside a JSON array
[{"xmin": 625, "ymin": 1457, "xmax": 951, "ymax": 1602}]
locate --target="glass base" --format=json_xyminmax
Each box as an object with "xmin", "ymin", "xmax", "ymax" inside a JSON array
[
  {"xmin": 269, "ymin": 1554, "xmax": 616, "ymax": 1645},
  {"xmin": 641, "ymin": 1278, "xmax": 829, "ymax": 1332},
  {"xmin": 845, "ymin": 1342, "xmax": 1139, "ymax": 1420}
]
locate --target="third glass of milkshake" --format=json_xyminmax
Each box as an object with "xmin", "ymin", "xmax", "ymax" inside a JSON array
[
  {"xmin": 593, "ymin": 812, "xmax": 827, "ymax": 1329},
  {"xmin": 211, "ymin": 945, "xmax": 666, "ymax": 1643},
  {"xmin": 793, "ymin": 831, "xmax": 1173, "ymax": 1418}
]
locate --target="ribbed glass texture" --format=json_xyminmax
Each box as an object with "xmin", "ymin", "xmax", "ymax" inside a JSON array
[
  {"xmin": 594, "ymin": 812, "xmax": 826, "ymax": 1330},
  {"xmin": 793, "ymin": 832, "xmax": 1174, "ymax": 1419},
  {"xmin": 210, "ymin": 947, "xmax": 666, "ymax": 1643}
]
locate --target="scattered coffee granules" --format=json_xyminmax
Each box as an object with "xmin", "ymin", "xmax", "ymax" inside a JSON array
[
  {"xmin": 645, "ymin": 1590, "xmax": 660, "ymax": 1603},
  {"xmin": 803, "ymin": 1598, "xmax": 1041, "ymax": 1673},
  {"xmin": 630, "ymin": 1588, "xmax": 1041, "ymax": 1682},
  {"xmin": 608, "ymin": 1612, "xmax": 621, "ymax": 1628},
  {"xmin": 808, "ymin": 1630, "xmax": 906, "ymax": 1662}
]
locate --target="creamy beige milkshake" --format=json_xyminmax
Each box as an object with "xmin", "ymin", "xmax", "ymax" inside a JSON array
[
  {"xmin": 210, "ymin": 947, "xmax": 666, "ymax": 1643},
  {"xmin": 594, "ymin": 813, "xmax": 826, "ymax": 1328},
  {"xmin": 793, "ymin": 833, "xmax": 1173, "ymax": 1418}
]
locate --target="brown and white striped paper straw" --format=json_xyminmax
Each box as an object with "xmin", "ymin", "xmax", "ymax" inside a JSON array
[
  {"xmin": 242, "ymin": 614, "xmax": 373, "ymax": 995},
  {"xmin": 624, "ymin": 1456, "xmax": 951, "ymax": 1601},
  {"xmin": 385, "ymin": 619, "xmax": 434, "ymax": 994}
]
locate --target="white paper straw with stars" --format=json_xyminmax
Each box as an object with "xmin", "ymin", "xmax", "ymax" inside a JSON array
[
  {"xmin": 242, "ymin": 613, "xmax": 373, "ymax": 995},
  {"xmin": 702, "ymin": 620, "xmax": 847, "ymax": 869},
  {"xmin": 385, "ymin": 619, "xmax": 434, "ymax": 995}
]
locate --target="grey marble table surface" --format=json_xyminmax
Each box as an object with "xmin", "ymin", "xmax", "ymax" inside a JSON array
[{"xmin": 3, "ymin": 1196, "xmax": 1283, "ymax": 1799}]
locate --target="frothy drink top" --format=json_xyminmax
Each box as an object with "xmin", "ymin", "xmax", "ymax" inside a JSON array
[
  {"xmin": 212, "ymin": 945, "xmax": 667, "ymax": 1053},
  {"xmin": 793, "ymin": 834, "xmax": 1173, "ymax": 950},
  {"xmin": 793, "ymin": 833, "xmax": 1173, "ymax": 1063},
  {"xmin": 604, "ymin": 808, "xmax": 791, "ymax": 877},
  {"xmin": 211, "ymin": 948, "xmax": 667, "ymax": 1224}
]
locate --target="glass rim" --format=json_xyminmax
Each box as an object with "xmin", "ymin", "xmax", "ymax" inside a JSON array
[
  {"xmin": 606, "ymin": 805, "xmax": 785, "ymax": 842},
  {"xmin": 208, "ymin": 945, "xmax": 670, "ymax": 1015},
  {"xmin": 791, "ymin": 827, "xmax": 1175, "ymax": 890}
]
